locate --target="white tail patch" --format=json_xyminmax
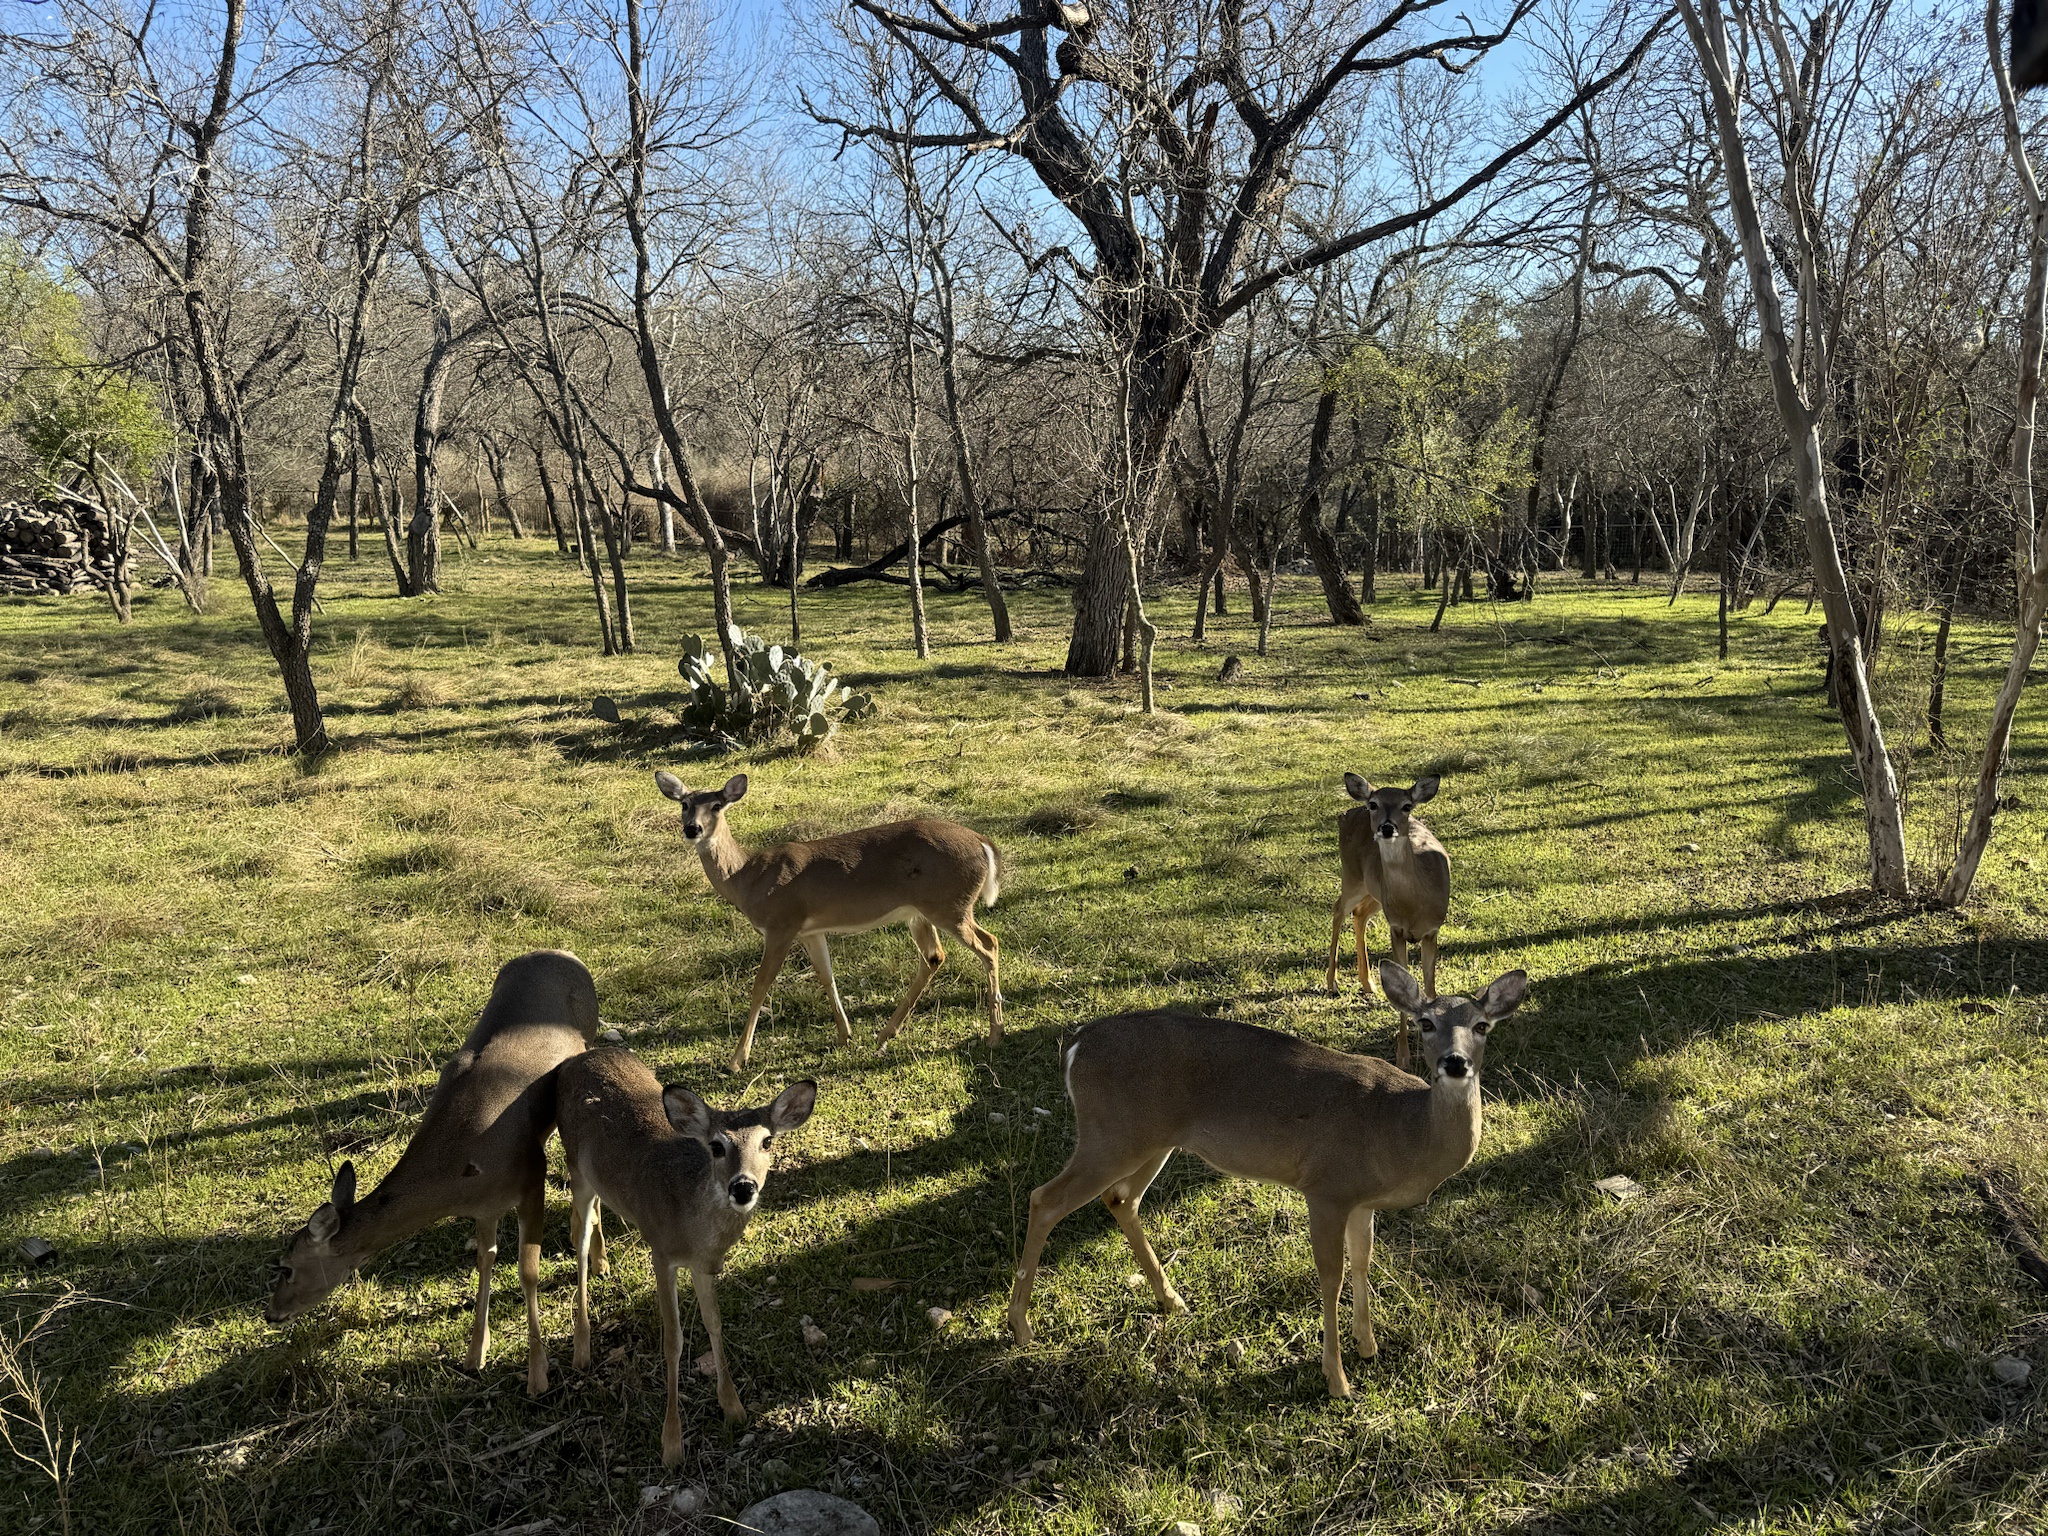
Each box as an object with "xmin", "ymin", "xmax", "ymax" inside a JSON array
[{"xmin": 980, "ymin": 843, "xmax": 1001, "ymax": 907}]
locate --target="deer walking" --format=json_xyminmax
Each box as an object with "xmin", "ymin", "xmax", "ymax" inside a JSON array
[
  {"xmin": 1007, "ymin": 963, "xmax": 1527, "ymax": 1399},
  {"xmin": 1326, "ymin": 772, "xmax": 1451, "ymax": 1068},
  {"xmin": 556, "ymin": 1048, "xmax": 815, "ymax": 1462},
  {"xmin": 265, "ymin": 950, "xmax": 602, "ymax": 1395},
  {"xmin": 654, "ymin": 771, "xmax": 1003, "ymax": 1071}
]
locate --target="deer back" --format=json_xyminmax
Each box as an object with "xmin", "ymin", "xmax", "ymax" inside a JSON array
[
  {"xmin": 722, "ymin": 818, "xmax": 995, "ymax": 932},
  {"xmin": 1063, "ymin": 1011, "xmax": 1467, "ymax": 1212}
]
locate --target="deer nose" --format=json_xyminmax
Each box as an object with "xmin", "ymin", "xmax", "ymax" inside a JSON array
[
  {"xmin": 683, "ymin": 823, "xmax": 701, "ymax": 838},
  {"xmin": 1439, "ymin": 1054, "xmax": 1470, "ymax": 1079},
  {"xmin": 1378, "ymin": 821, "xmax": 1395, "ymax": 837},
  {"xmin": 728, "ymin": 1177, "xmax": 759, "ymax": 1207}
]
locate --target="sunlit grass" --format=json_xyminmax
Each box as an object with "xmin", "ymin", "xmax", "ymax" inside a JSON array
[{"xmin": 0, "ymin": 546, "xmax": 2044, "ymax": 1534}]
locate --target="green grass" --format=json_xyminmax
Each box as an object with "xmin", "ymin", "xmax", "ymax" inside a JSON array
[{"xmin": 1, "ymin": 546, "xmax": 2045, "ymax": 1535}]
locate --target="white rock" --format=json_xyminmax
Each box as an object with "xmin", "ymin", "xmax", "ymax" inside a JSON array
[
  {"xmin": 639, "ymin": 1484, "xmax": 673, "ymax": 1509},
  {"xmin": 801, "ymin": 1317, "xmax": 828, "ymax": 1349},
  {"xmin": 733, "ymin": 1490, "xmax": 880, "ymax": 1536},
  {"xmin": 927, "ymin": 1306, "xmax": 954, "ymax": 1328},
  {"xmin": 1032, "ymin": 1106, "xmax": 1051, "ymax": 1117},
  {"xmin": 1991, "ymin": 1355, "xmax": 2032, "ymax": 1386},
  {"xmin": 988, "ymin": 1112, "xmax": 1007, "ymax": 1125},
  {"xmin": 1223, "ymin": 1339, "xmax": 1246, "ymax": 1366},
  {"xmin": 599, "ymin": 1027, "xmax": 623, "ymax": 1044},
  {"xmin": 1209, "ymin": 1490, "xmax": 1244, "ymax": 1519},
  {"xmin": 669, "ymin": 1486, "xmax": 710, "ymax": 1516},
  {"xmin": 1594, "ymin": 1174, "xmax": 1645, "ymax": 1202},
  {"xmin": 1169, "ymin": 1523, "xmax": 1203, "ymax": 1536}
]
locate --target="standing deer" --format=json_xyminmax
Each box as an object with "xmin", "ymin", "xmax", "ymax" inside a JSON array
[
  {"xmin": 557, "ymin": 1048, "xmax": 815, "ymax": 1462},
  {"xmin": 1326, "ymin": 772, "xmax": 1451, "ymax": 1068},
  {"xmin": 1008, "ymin": 962, "xmax": 1527, "ymax": 1399},
  {"xmin": 654, "ymin": 771, "xmax": 1003, "ymax": 1071},
  {"xmin": 264, "ymin": 950, "xmax": 602, "ymax": 1395}
]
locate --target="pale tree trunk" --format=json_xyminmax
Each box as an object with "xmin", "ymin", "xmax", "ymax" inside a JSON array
[
  {"xmin": 899, "ymin": 182, "xmax": 931, "ymax": 661},
  {"xmin": 1939, "ymin": 0, "xmax": 2048, "ymax": 906},
  {"xmin": 932, "ymin": 245, "xmax": 1011, "ymax": 641},
  {"xmin": 1680, "ymin": 0, "xmax": 1909, "ymax": 898}
]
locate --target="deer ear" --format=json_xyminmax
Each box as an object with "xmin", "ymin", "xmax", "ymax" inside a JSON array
[
  {"xmin": 1343, "ymin": 773, "xmax": 1371, "ymax": 801},
  {"xmin": 721, "ymin": 773, "xmax": 749, "ymax": 804},
  {"xmin": 654, "ymin": 770, "xmax": 688, "ymax": 802},
  {"xmin": 331, "ymin": 1161, "xmax": 356, "ymax": 1215},
  {"xmin": 1477, "ymin": 970, "xmax": 1528, "ymax": 1021},
  {"xmin": 1411, "ymin": 775, "xmax": 1440, "ymax": 804},
  {"xmin": 662, "ymin": 1086, "xmax": 713, "ymax": 1140},
  {"xmin": 306, "ymin": 1203, "xmax": 340, "ymax": 1247},
  {"xmin": 766, "ymin": 1079, "xmax": 816, "ymax": 1132},
  {"xmin": 1378, "ymin": 961, "xmax": 1426, "ymax": 1015}
]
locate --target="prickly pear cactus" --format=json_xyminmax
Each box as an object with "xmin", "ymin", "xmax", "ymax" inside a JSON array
[{"xmin": 674, "ymin": 628, "xmax": 876, "ymax": 749}]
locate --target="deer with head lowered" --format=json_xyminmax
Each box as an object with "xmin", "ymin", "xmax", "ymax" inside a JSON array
[
  {"xmin": 1008, "ymin": 962, "xmax": 1527, "ymax": 1399},
  {"xmin": 1326, "ymin": 772, "xmax": 1450, "ymax": 1068},
  {"xmin": 654, "ymin": 770, "xmax": 1003, "ymax": 1071},
  {"xmin": 264, "ymin": 950, "xmax": 603, "ymax": 1395},
  {"xmin": 556, "ymin": 1048, "xmax": 815, "ymax": 1462}
]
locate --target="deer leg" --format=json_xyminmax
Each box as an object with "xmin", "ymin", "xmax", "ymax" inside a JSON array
[
  {"xmin": 1104, "ymin": 1151, "xmax": 1183, "ymax": 1315},
  {"xmin": 1325, "ymin": 896, "xmax": 1349, "ymax": 995},
  {"xmin": 690, "ymin": 1263, "xmax": 745, "ymax": 1425},
  {"xmin": 1418, "ymin": 933, "xmax": 1439, "ymax": 1000},
  {"xmin": 466, "ymin": 1215, "xmax": 496, "ymax": 1372},
  {"xmin": 1345, "ymin": 1205, "xmax": 1378, "ymax": 1360},
  {"xmin": 1388, "ymin": 933, "xmax": 1412, "ymax": 1070},
  {"xmin": 1009, "ymin": 1143, "xmax": 1160, "ymax": 1347},
  {"xmin": 731, "ymin": 930, "xmax": 798, "ymax": 1072},
  {"xmin": 946, "ymin": 916, "xmax": 1002, "ymax": 1046},
  {"xmin": 519, "ymin": 1189, "xmax": 548, "ymax": 1396},
  {"xmin": 655, "ymin": 1255, "xmax": 687, "ymax": 1464},
  {"xmin": 571, "ymin": 1183, "xmax": 597, "ymax": 1370},
  {"xmin": 591, "ymin": 1196, "xmax": 608, "ymax": 1278},
  {"xmin": 1354, "ymin": 897, "xmax": 1380, "ymax": 993},
  {"xmin": 798, "ymin": 934, "xmax": 853, "ymax": 1047},
  {"xmin": 1308, "ymin": 1198, "xmax": 1352, "ymax": 1398},
  {"xmin": 877, "ymin": 917, "xmax": 945, "ymax": 1048}
]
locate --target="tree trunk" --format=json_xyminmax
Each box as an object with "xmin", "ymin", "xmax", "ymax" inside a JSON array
[
  {"xmin": 534, "ymin": 448, "xmax": 571, "ymax": 556},
  {"xmin": 484, "ymin": 440, "xmax": 525, "ymax": 538},
  {"xmin": 1681, "ymin": 0, "xmax": 1908, "ymax": 898},
  {"xmin": 1297, "ymin": 387, "xmax": 1365, "ymax": 626}
]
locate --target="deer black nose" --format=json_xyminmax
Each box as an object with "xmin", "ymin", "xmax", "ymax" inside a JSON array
[
  {"xmin": 729, "ymin": 1177, "xmax": 758, "ymax": 1207},
  {"xmin": 1378, "ymin": 821, "xmax": 1396, "ymax": 837},
  {"xmin": 684, "ymin": 823, "xmax": 701, "ymax": 838},
  {"xmin": 1439, "ymin": 1054, "xmax": 1470, "ymax": 1078}
]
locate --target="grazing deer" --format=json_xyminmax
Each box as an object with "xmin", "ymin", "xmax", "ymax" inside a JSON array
[
  {"xmin": 557, "ymin": 1048, "xmax": 815, "ymax": 1462},
  {"xmin": 1008, "ymin": 963, "xmax": 1527, "ymax": 1399},
  {"xmin": 654, "ymin": 771, "xmax": 1003, "ymax": 1071},
  {"xmin": 1325, "ymin": 772, "xmax": 1451, "ymax": 1068},
  {"xmin": 264, "ymin": 950, "xmax": 602, "ymax": 1395}
]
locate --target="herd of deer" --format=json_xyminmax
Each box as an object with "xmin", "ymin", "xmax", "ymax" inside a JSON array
[{"xmin": 263, "ymin": 767, "xmax": 1526, "ymax": 1460}]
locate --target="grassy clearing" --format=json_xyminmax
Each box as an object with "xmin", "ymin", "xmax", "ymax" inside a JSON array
[{"xmin": 0, "ymin": 548, "xmax": 2044, "ymax": 1536}]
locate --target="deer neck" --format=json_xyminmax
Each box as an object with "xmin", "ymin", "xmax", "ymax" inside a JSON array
[
  {"xmin": 695, "ymin": 819, "xmax": 752, "ymax": 893},
  {"xmin": 332, "ymin": 1171, "xmax": 448, "ymax": 1262},
  {"xmin": 1424, "ymin": 1071, "xmax": 1484, "ymax": 1172},
  {"xmin": 1379, "ymin": 832, "xmax": 1414, "ymax": 868}
]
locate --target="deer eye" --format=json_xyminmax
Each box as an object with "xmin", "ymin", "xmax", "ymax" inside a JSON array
[
  {"xmin": 1419, "ymin": 1017, "xmax": 1437, "ymax": 1032},
  {"xmin": 1400, "ymin": 802, "xmax": 1412, "ymax": 813},
  {"xmin": 710, "ymin": 1139, "xmax": 729, "ymax": 1158},
  {"xmin": 761, "ymin": 1133, "xmax": 774, "ymax": 1148}
]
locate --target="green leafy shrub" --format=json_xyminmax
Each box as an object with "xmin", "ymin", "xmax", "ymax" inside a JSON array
[{"xmin": 677, "ymin": 630, "xmax": 876, "ymax": 749}]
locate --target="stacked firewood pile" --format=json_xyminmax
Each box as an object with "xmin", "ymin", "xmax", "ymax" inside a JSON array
[{"xmin": 0, "ymin": 499, "xmax": 118, "ymax": 597}]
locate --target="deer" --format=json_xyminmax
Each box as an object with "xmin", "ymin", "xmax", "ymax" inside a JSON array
[
  {"xmin": 1007, "ymin": 962, "xmax": 1527, "ymax": 1400},
  {"xmin": 653, "ymin": 770, "xmax": 1003, "ymax": 1072},
  {"xmin": 1325, "ymin": 772, "xmax": 1451, "ymax": 1069},
  {"xmin": 556, "ymin": 1047, "xmax": 816, "ymax": 1463},
  {"xmin": 264, "ymin": 949, "xmax": 602, "ymax": 1396}
]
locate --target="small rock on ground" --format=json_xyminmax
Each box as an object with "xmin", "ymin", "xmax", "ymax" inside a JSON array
[
  {"xmin": 1991, "ymin": 1354, "xmax": 2032, "ymax": 1386},
  {"xmin": 732, "ymin": 1490, "xmax": 880, "ymax": 1536}
]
